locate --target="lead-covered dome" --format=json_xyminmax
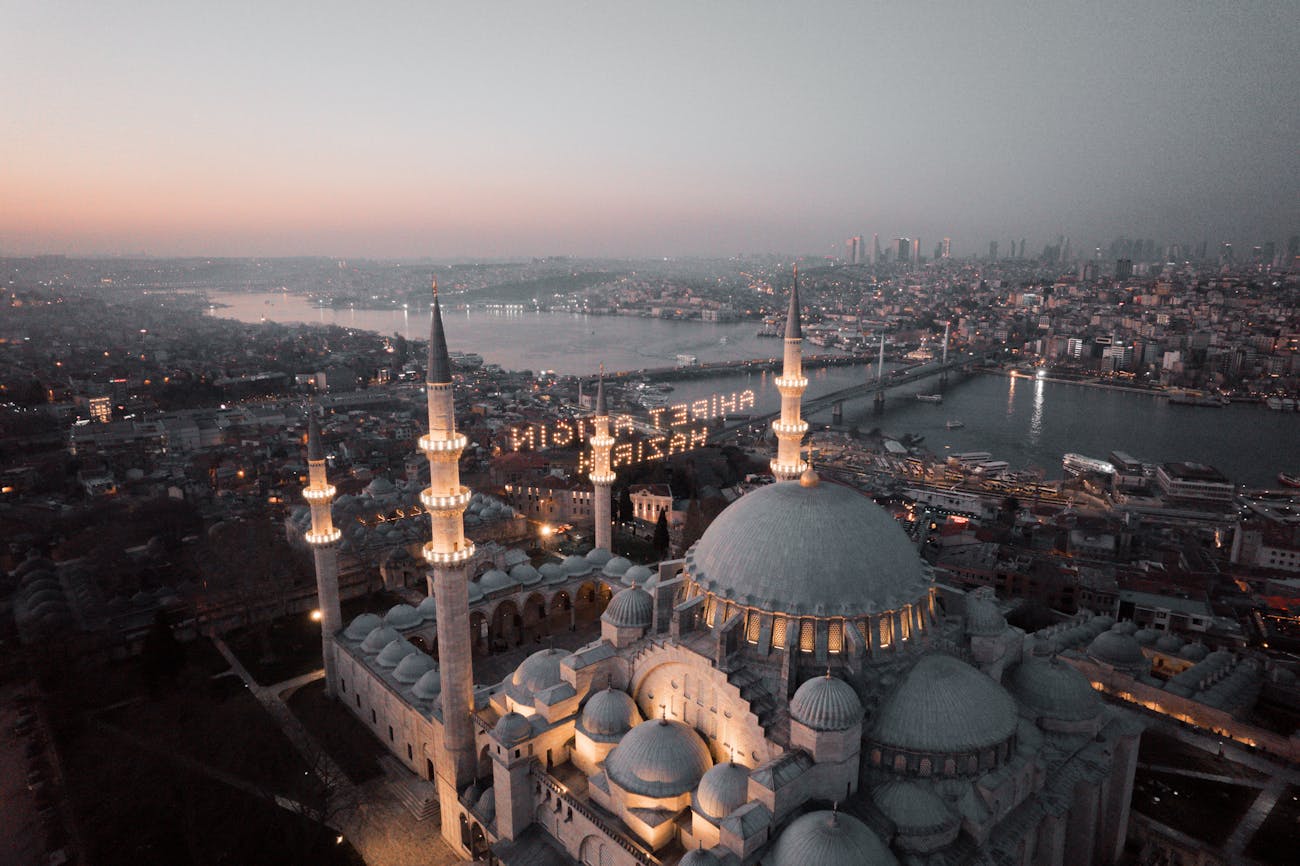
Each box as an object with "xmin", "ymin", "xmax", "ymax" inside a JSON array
[
  {"xmin": 578, "ymin": 688, "xmax": 642, "ymax": 740},
  {"xmin": 1088, "ymin": 627, "xmax": 1146, "ymax": 670},
  {"xmin": 694, "ymin": 762, "xmax": 750, "ymax": 821},
  {"xmin": 790, "ymin": 674, "xmax": 863, "ymax": 731},
  {"xmin": 769, "ymin": 810, "xmax": 899, "ymax": 866},
  {"xmin": 686, "ymin": 481, "xmax": 929, "ymax": 616},
  {"xmin": 872, "ymin": 655, "xmax": 1016, "ymax": 756},
  {"xmin": 602, "ymin": 586, "xmax": 652, "ymax": 628},
  {"xmin": 503, "ymin": 648, "xmax": 568, "ymax": 706},
  {"xmin": 605, "ymin": 719, "xmax": 712, "ymax": 798},
  {"xmin": 1004, "ymin": 656, "xmax": 1102, "ymax": 723}
]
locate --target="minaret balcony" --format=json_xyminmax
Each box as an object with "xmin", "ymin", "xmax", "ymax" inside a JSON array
[
  {"xmin": 302, "ymin": 484, "xmax": 336, "ymax": 502},
  {"xmin": 305, "ymin": 527, "xmax": 342, "ymax": 546},
  {"xmin": 770, "ymin": 460, "xmax": 808, "ymax": 477},
  {"xmin": 423, "ymin": 542, "xmax": 476, "ymax": 565},
  {"xmin": 590, "ymin": 434, "xmax": 615, "ymax": 448},
  {"xmin": 420, "ymin": 486, "xmax": 473, "ymax": 511},
  {"xmin": 589, "ymin": 472, "xmax": 617, "ymax": 485},
  {"xmin": 774, "ymin": 375, "xmax": 808, "ymax": 390},
  {"xmin": 418, "ymin": 433, "xmax": 468, "ymax": 453},
  {"xmin": 772, "ymin": 419, "xmax": 809, "ymax": 436}
]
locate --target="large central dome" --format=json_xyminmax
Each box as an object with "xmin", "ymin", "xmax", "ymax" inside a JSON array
[{"xmin": 685, "ymin": 480, "xmax": 930, "ymax": 617}]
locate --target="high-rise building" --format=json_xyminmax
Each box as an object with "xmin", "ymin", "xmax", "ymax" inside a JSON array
[
  {"xmin": 896, "ymin": 237, "xmax": 911, "ymax": 263},
  {"xmin": 989, "ymin": 240, "xmax": 999, "ymax": 261},
  {"xmin": 912, "ymin": 237, "xmax": 921, "ymax": 265},
  {"xmin": 941, "ymin": 237, "xmax": 951, "ymax": 259},
  {"xmin": 1018, "ymin": 238, "xmax": 1026, "ymax": 259},
  {"xmin": 872, "ymin": 232, "xmax": 881, "ymax": 265},
  {"xmin": 1116, "ymin": 259, "xmax": 1134, "ymax": 280}
]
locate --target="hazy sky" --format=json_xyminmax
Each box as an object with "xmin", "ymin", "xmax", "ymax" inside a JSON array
[{"xmin": 2, "ymin": 1, "xmax": 1296, "ymax": 258}]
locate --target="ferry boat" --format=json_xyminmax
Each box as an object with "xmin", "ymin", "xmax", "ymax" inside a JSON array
[
  {"xmin": 945, "ymin": 420, "xmax": 965, "ymax": 429},
  {"xmin": 916, "ymin": 394, "xmax": 943, "ymax": 403},
  {"xmin": 1063, "ymin": 453, "xmax": 1116, "ymax": 476},
  {"xmin": 1279, "ymin": 473, "xmax": 1300, "ymax": 488}
]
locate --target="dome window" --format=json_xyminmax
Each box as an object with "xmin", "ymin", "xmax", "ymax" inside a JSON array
[
  {"xmin": 799, "ymin": 619, "xmax": 815, "ymax": 653},
  {"xmin": 772, "ymin": 616, "xmax": 787, "ymax": 650},
  {"xmin": 828, "ymin": 620, "xmax": 843, "ymax": 654},
  {"xmin": 745, "ymin": 612, "xmax": 761, "ymax": 645}
]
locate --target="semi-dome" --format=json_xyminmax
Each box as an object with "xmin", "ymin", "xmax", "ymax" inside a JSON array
[
  {"xmin": 1087, "ymin": 629, "xmax": 1146, "ymax": 669},
  {"xmin": 503, "ymin": 648, "xmax": 568, "ymax": 706},
  {"xmin": 494, "ymin": 712, "xmax": 533, "ymax": 746},
  {"xmin": 510, "ymin": 563, "xmax": 542, "ymax": 586},
  {"xmin": 578, "ymin": 688, "xmax": 642, "ymax": 739},
  {"xmin": 769, "ymin": 810, "xmax": 899, "ymax": 866},
  {"xmin": 872, "ymin": 781, "xmax": 959, "ymax": 837},
  {"xmin": 601, "ymin": 586, "xmax": 652, "ymax": 628},
  {"xmin": 602, "ymin": 556, "xmax": 633, "ymax": 578},
  {"xmin": 411, "ymin": 668, "xmax": 442, "ymax": 700},
  {"xmin": 416, "ymin": 595, "xmax": 439, "ymax": 621},
  {"xmin": 686, "ymin": 481, "xmax": 929, "ymax": 617},
  {"xmin": 393, "ymin": 651, "xmax": 436, "ymax": 684},
  {"xmin": 1004, "ymin": 657, "xmax": 1102, "ymax": 723},
  {"xmin": 606, "ymin": 719, "xmax": 711, "ymax": 798},
  {"xmin": 360, "ymin": 624, "xmax": 402, "ymax": 653},
  {"xmin": 694, "ymin": 762, "xmax": 750, "ymax": 821},
  {"xmin": 872, "ymin": 655, "xmax": 1016, "ymax": 756},
  {"xmin": 376, "ymin": 638, "xmax": 418, "ymax": 668},
  {"xmin": 622, "ymin": 564, "xmax": 655, "ymax": 587},
  {"xmin": 384, "ymin": 603, "xmax": 421, "ymax": 629},
  {"xmin": 790, "ymin": 674, "xmax": 864, "ymax": 731}
]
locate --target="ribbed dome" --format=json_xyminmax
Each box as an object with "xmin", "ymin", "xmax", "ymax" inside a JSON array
[
  {"xmin": 679, "ymin": 848, "xmax": 722, "ymax": 866},
  {"xmin": 504, "ymin": 648, "xmax": 568, "ymax": 706},
  {"xmin": 393, "ymin": 651, "xmax": 435, "ymax": 684},
  {"xmin": 411, "ymin": 668, "xmax": 442, "ymax": 700},
  {"xmin": 384, "ymin": 603, "xmax": 421, "ymax": 629},
  {"xmin": 602, "ymin": 586, "xmax": 653, "ymax": 628},
  {"xmin": 769, "ymin": 810, "xmax": 899, "ymax": 866},
  {"xmin": 578, "ymin": 688, "xmax": 642, "ymax": 739},
  {"xmin": 376, "ymin": 638, "xmax": 418, "ymax": 668},
  {"xmin": 790, "ymin": 674, "xmax": 864, "ymax": 731},
  {"xmin": 1004, "ymin": 657, "xmax": 1102, "ymax": 723},
  {"xmin": 686, "ymin": 481, "xmax": 929, "ymax": 616},
  {"xmin": 694, "ymin": 762, "xmax": 749, "ymax": 821},
  {"xmin": 872, "ymin": 655, "xmax": 1016, "ymax": 756},
  {"xmin": 494, "ymin": 712, "xmax": 533, "ymax": 746},
  {"xmin": 360, "ymin": 624, "xmax": 402, "ymax": 653},
  {"xmin": 602, "ymin": 556, "xmax": 633, "ymax": 578},
  {"xmin": 964, "ymin": 595, "xmax": 1006, "ymax": 637},
  {"xmin": 605, "ymin": 720, "xmax": 712, "ymax": 798},
  {"xmin": 622, "ymin": 564, "xmax": 655, "ymax": 587},
  {"xmin": 872, "ymin": 781, "xmax": 959, "ymax": 835},
  {"xmin": 1088, "ymin": 629, "xmax": 1146, "ymax": 669}
]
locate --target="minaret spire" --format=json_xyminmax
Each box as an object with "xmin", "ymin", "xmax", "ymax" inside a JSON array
[
  {"xmin": 771, "ymin": 268, "xmax": 808, "ymax": 481},
  {"xmin": 302, "ymin": 404, "xmax": 341, "ymax": 696},
  {"xmin": 418, "ymin": 275, "xmax": 477, "ymax": 796},
  {"xmin": 589, "ymin": 363, "xmax": 615, "ymax": 552}
]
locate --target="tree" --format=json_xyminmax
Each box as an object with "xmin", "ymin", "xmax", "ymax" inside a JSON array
[
  {"xmin": 652, "ymin": 509, "xmax": 670, "ymax": 559},
  {"xmin": 999, "ymin": 495, "xmax": 1021, "ymax": 525},
  {"xmin": 678, "ymin": 498, "xmax": 705, "ymax": 555},
  {"xmin": 617, "ymin": 487, "xmax": 634, "ymax": 525}
]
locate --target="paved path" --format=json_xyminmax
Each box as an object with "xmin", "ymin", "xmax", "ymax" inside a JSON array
[
  {"xmin": 1136, "ymin": 761, "xmax": 1270, "ymax": 789},
  {"xmin": 1225, "ymin": 776, "xmax": 1288, "ymax": 856}
]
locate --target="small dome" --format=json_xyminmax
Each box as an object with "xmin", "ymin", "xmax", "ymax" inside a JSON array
[
  {"xmin": 790, "ymin": 675, "xmax": 864, "ymax": 732},
  {"xmin": 493, "ymin": 712, "xmax": 533, "ymax": 746},
  {"xmin": 622, "ymin": 564, "xmax": 655, "ymax": 587},
  {"xmin": 416, "ymin": 595, "xmax": 439, "ymax": 621},
  {"xmin": 510, "ymin": 563, "xmax": 542, "ymax": 586},
  {"xmin": 478, "ymin": 569, "xmax": 516, "ymax": 594},
  {"xmin": 393, "ymin": 652, "xmax": 435, "ymax": 684},
  {"xmin": 695, "ymin": 762, "xmax": 750, "ymax": 821},
  {"xmin": 1004, "ymin": 657, "xmax": 1102, "ymax": 723},
  {"xmin": 1113, "ymin": 620, "xmax": 1138, "ymax": 635},
  {"xmin": 679, "ymin": 849, "xmax": 722, "ymax": 866},
  {"xmin": 539, "ymin": 562, "xmax": 566, "ymax": 584},
  {"xmin": 872, "ymin": 655, "xmax": 1016, "ymax": 757},
  {"xmin": 467, "ymin": 581, "xmax": 484, "ymax": 603},
  {"xmin": 1179, "ymin": 642, "xmax": 1209, "ymax": 662},
  {"xmin": 504, "ymin": 648, "xmax": 568, "ymax": 706},
  {"xmin": 1134, "ymin": 628, "xmax": 1160, "ymax": 646},
  {"xmin": 561, "ymin": 554, "xmax": 593, "ymax": 576},
  {"xmin": 1091, "ymin": 615, "xmax": 1116, "ymax": 629},
  {"xmin": 964, "ymin": 595, "xmax": 1007, "ymax": 637},
  {"xmin": 602, "ymin": 556, "xmax": 633, "ymax": 578},
  {"xmin": 412, "ymin": 668, "xmax": 442, "ymax": 700},
  {"xmin": 384, "ymin": 603, "xmax": 421, "ymax": 629},
  {"xmin": 601, "ymin": 586, "xmax": 652, "ymax": 628},
  {"xmin": 872, "ymin": 781, "xmax": 958, "ymax": 836},
  {"xmin": 605, "ymin": 719, "xmax": 712, "ymax": 798},
  {"xmin": 586, "ymin": 548, "xmax": 614, "ymax": 567},
  {"xmin": 365, "ymin": 476, "xmax": 396, "ymax": 496},
  {"xmin": 578, "ymin": 688, "xmax": 642, "ymax": 739},
  {"xmin": 376, "ymin": 638, "xmax": 418, "ymax": 668},
  {"xmin": 769, "ymin": 810, "xmax": 898, "ymax": 866},
  {"xmin": 1155, "ymin": 632, "xmax": 1184, "ymax": 653},
  {"xmin": 1087, "ymin": 630, "xmax": 1146, "ymax": 669},
  {"xmin": 361, "ymin": 625, "xmax": 402, "ymax": 654}
]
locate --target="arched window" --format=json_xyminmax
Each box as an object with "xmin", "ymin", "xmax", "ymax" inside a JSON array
[
  {"xmin": 772, "ymin": 616, "xmax": 787, "ymax": 650},
  {"xmin": 919, "ymin": 757, "xmax": 932, "ymax": 776},
  {"xmin": 704, "ymin": 597, "xmax": 717, "ymax": 627},
  {"xmin": 879, "ymin": 615, "xmax": 893, "ymax": 649},
  {"xmin": 745, "ymin": 612, "xmax": 761, "ymax": 645},
  {"xmin": 828, "ymin": 620, "xmax": 844, "ymax": 654},
  {"xmin": 799, "ymin": 619, "xmax": 815, "ymax": 653}
]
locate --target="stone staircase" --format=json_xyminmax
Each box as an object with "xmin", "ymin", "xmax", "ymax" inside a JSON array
[
  {"xmin": 728, "ymin": 665, "xmax": 779, "ymax": 729},
  {"xmin": 379, "ymin": 756, "xmax": 438, "ymax": 821}
]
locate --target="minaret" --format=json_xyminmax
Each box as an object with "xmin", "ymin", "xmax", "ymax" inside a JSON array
[
  {"xmin": 302, "ymin": 409, "xmax": 342, "ymax": 697},
  {"xmin": 771, "ymin": 267, "xmax": 808, "ymax": 481},
  {"xmin": 589, "ymin": 366, "xmax": 615, "ymax": 552},
  {"xmin": 419, "ymin": 278, "xmax": 477, "ymax": 792}
]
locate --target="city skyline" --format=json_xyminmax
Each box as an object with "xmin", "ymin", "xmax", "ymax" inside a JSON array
[{"xmin": 2, "ymin": 2, "xmax": 1297, "ymax": 258}]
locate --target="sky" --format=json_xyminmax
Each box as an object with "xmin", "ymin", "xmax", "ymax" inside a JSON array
[{"xmin": 2, "ymin": 1, "xmax": 1297, "ymax": 259}]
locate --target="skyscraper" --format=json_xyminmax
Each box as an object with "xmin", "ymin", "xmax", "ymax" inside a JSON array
[
  {"xmin": 896, "ymin": 237, "xmax": 911, "ymax": 263},
  {"xmin": 989, "ymin": 240, "xmax": 999, "ymax": 261},
  {"xmin": 913, "ymin": 237, "xmax": 921, "ymax": 265},
  {"xmin": 941, "ymin": 237, "xmax": 951, "ymax": 259},
  {"xmin": 872, "ymin": 233, "xmax": 881, "ymax": 265}
]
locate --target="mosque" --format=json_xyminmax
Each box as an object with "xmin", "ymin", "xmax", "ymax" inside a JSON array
[{"xmin": 299, "ymin": 277, "xmax": 1142, "ymax": 865}]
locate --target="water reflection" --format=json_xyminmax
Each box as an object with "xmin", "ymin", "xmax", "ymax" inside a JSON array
[
  {"xmin": 1006, "ymin": 375, "xmax": 1016, "ymax": 416},
  {"xmin": 1028, "ymin": 377, "xmax": 1045, "ymax": 444}
]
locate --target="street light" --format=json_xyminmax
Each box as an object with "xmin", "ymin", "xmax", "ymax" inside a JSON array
[{"xmin": 310, "ymin": 609, "xmax": 323, "ymax": 622}]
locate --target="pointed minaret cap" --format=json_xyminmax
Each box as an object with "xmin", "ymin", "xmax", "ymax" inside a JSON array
[
  {"xmin": 785, "ymin": 266, "xmax": 802, "ymax": 339},
  {"xmin": 595, "ymin": 364, "xmax": 608, "ymax": 416},
  {"xmin": 307, "ymin": 410, "xmax": 323, "ymax": 461},
  {"xmin": 427, "ymin": 277, "xmax": 452, "ymax": 384}
]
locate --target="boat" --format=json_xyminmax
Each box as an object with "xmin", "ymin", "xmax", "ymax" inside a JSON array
[
  {"xmin": 1165, "ymin": 389, "xmax": 1225, "ymax": 407},
  {"xmin": 1063, "ymin": 453, "xmax": 1116, "ymax": 476},
  {"xmin": 916, "ymin": 394, "xmax": 943, "ymax": 403},
  {"xmin": 1280, "ymin": 473, "xmax": 1300, "ymax": 488},
  {"xmin": 1267, "ymin": 397, "xmax": 1284, "ymax": 410},
  {"xmin": 945, "ymin": 420, "xmax": 965, "ymax": 429}
]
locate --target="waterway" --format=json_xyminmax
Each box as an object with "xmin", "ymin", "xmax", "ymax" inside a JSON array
[{"xmin": 210, "ymin": 292, "xmax": 1298, "ymax": 489}]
